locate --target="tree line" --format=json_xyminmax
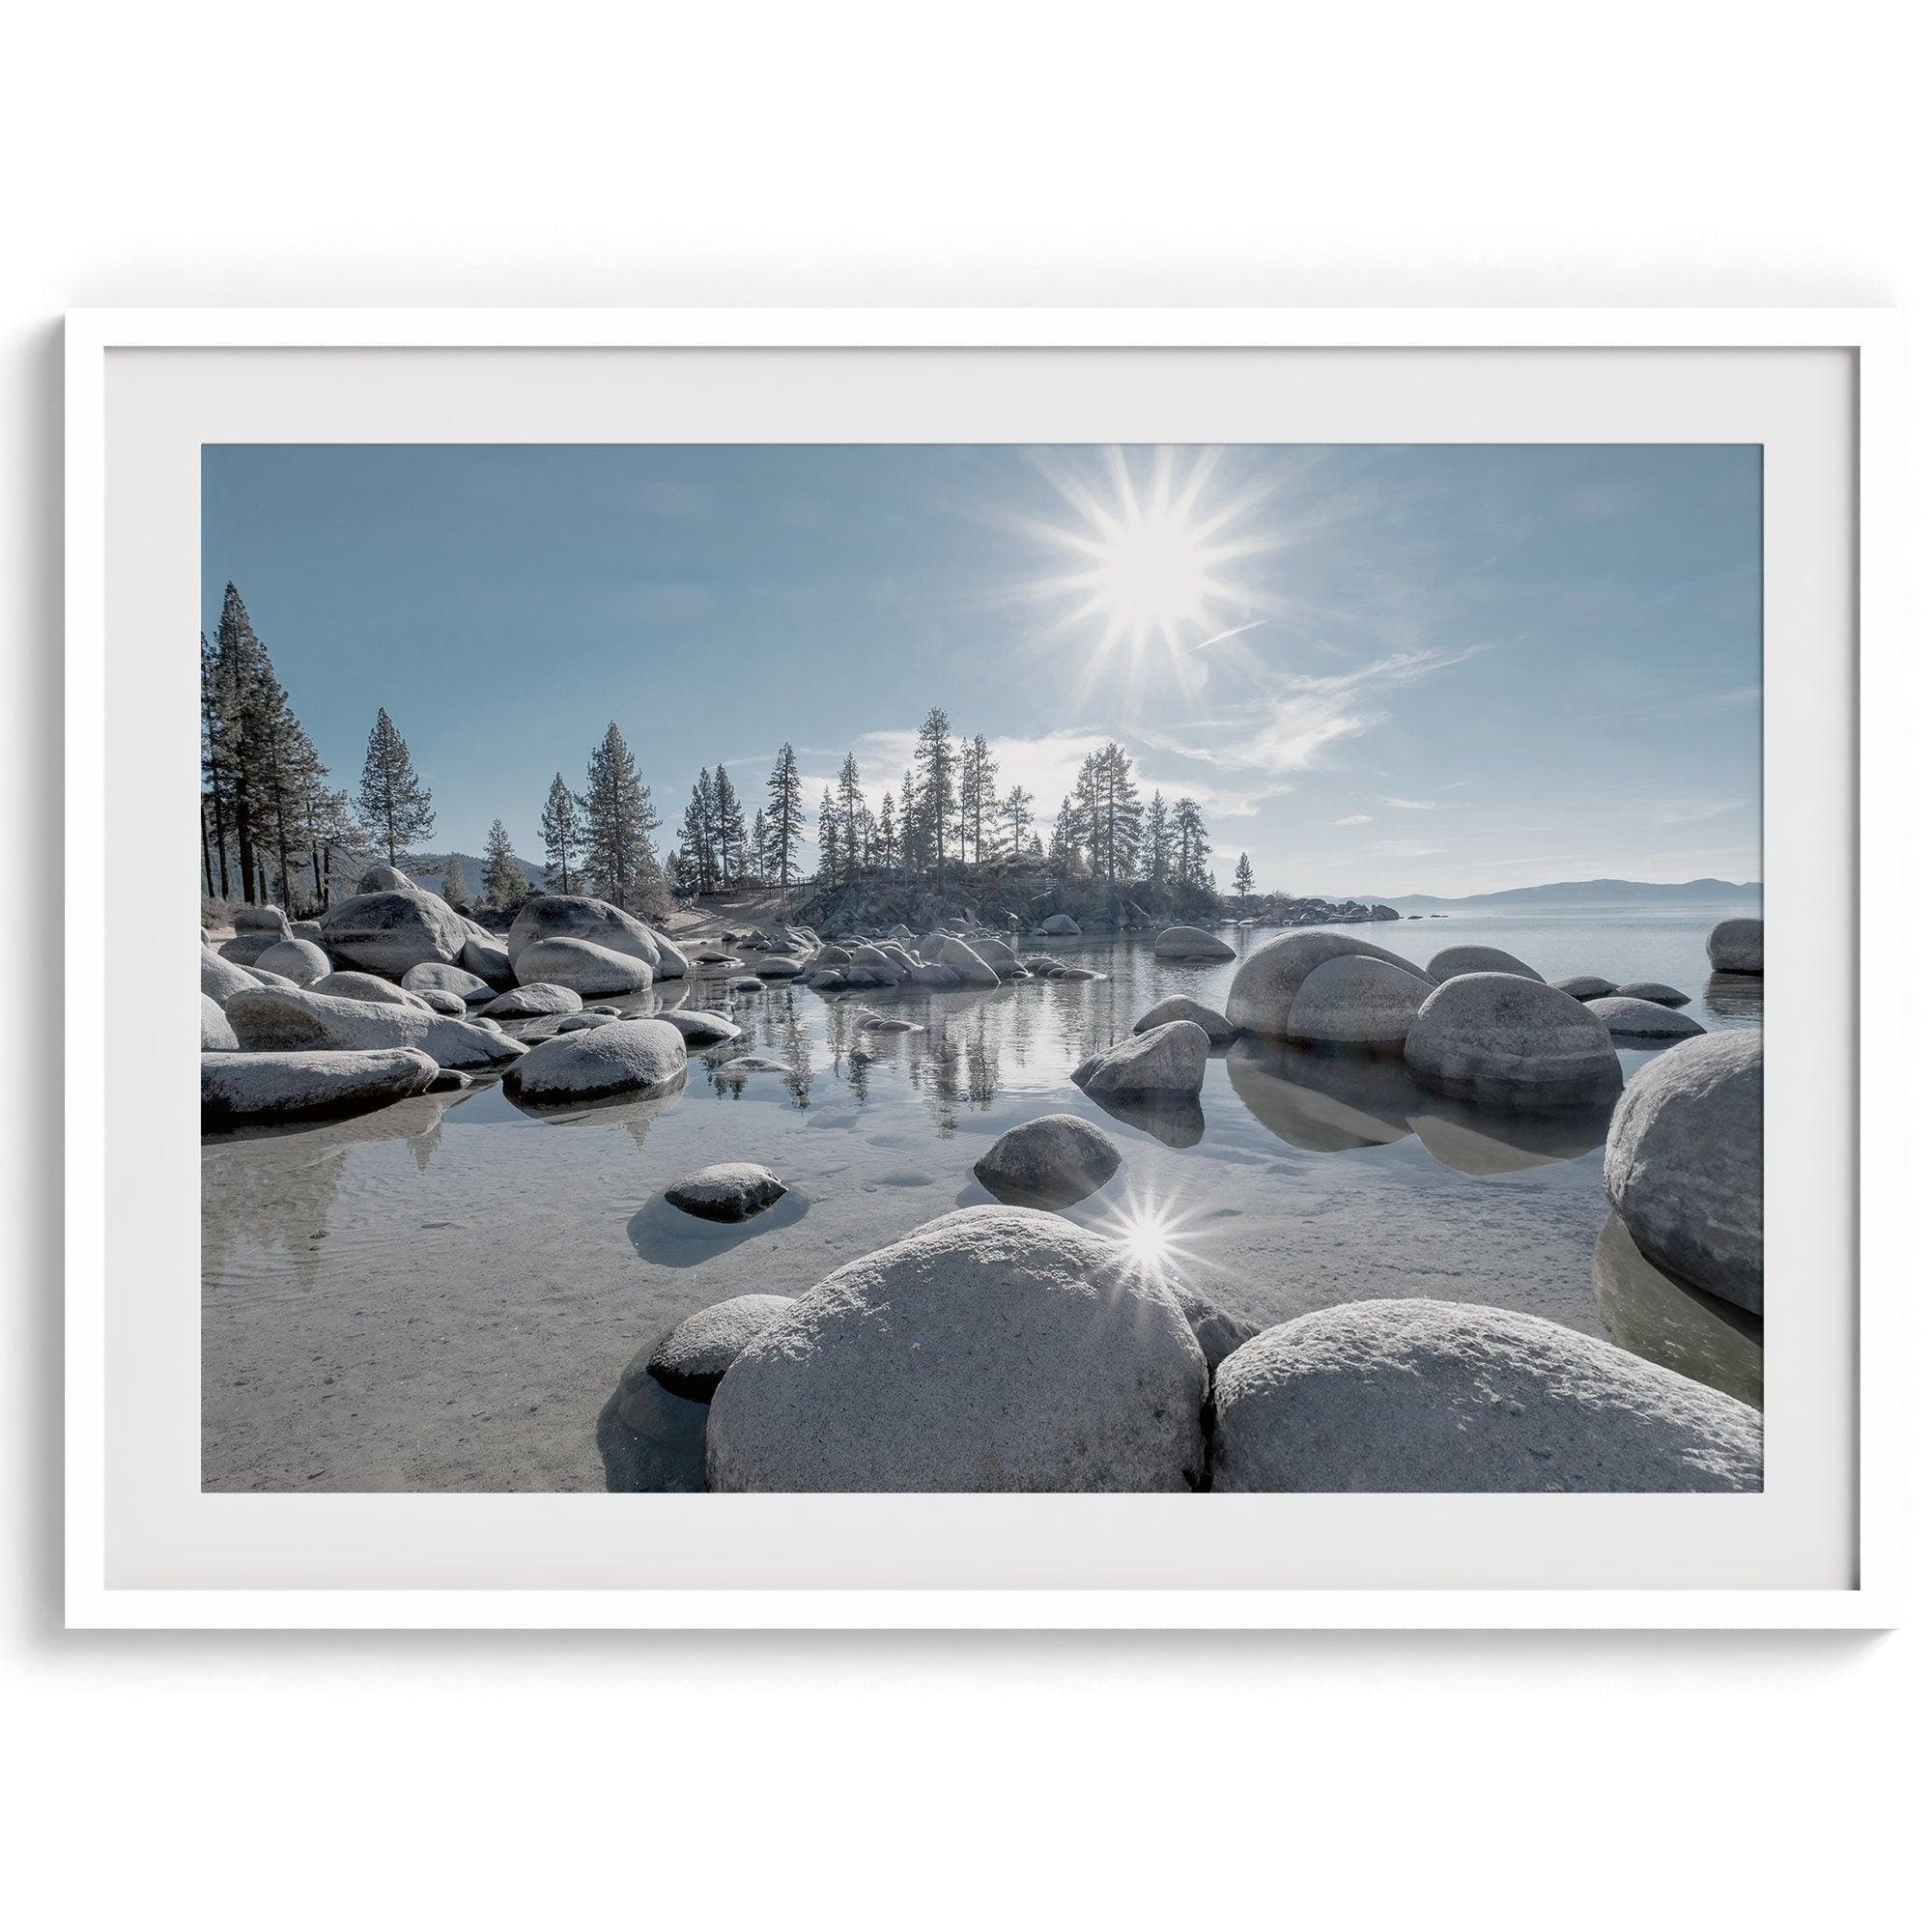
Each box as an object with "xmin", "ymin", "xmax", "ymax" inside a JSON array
[{"xmin": 203, "ymin": 588, "xmax": 1229, "ymax": 919}]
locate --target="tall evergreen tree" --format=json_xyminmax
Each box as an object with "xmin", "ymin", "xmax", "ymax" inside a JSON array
[
  {"xmin": 1234, "ymin": 852, "xmax": 1255, "ymax": 902},
  {"xmin": 442, "ymin": 851, "xmax": 469, "ymax": 907},
  {"xmin": 763, "ymin": 743, "xmax": 805, "ymax": 896},
  {"xmin": 1173, "ymin": 796, "xmax": 1210, "ymax": 889},
  {"xmin": 1050, "ymin": 796, "xmax": 1078, "ymax": 873},
  {"xmin": 897, "ymin": 769, "xmax": 919, "ymax": 880},
  {"xmin": 837, "ymin": 753, "xmax": 865, "ymax": 876},
  {"xmin": 484, "ymin": 818, "xmax": 526, "ymax": 906},
  {"xmin": 1145, "ymin": 791, "xmax": 1171, "ymax": 885},
  {"xmin": 680, "ymin": 771, "xmax": 719, "ymax": 895},
  {"xmin": 816, "ymin": 787, "xmax": 841, "ymax": 884},
  {"xmin": 750, "ymin": 808, "xmax": 769, "ymax": 887},
  {"xmin": 913, "ymin": 709, "xmax": 955, "ymax": 876},
  {"xmin": 958, "ymin": 733, "xmax": 999, "ymax": 864},
  {"xmin": 876, "ymin": 790, "xmax": 898, "ymax": 872},
  {"xmin": 1002, "ymin": 784, "xmax": 1035, "ymax": 859},
  {"xmin": 356, "ymin": 706, "xmax": 436, "ymax": 867},
  {"xmin": 713, "ymin": 766, "xmax": 748, "ymax": 884},
  {"xmin": 540, "ymin": 773, "xmax": 582, "ymax": 893},
  {"xmin": 578, "ymin": 722, "xmax": 660, "ymax": 909}
]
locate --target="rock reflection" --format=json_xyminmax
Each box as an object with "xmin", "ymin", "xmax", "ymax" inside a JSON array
[
  {"xmin": 1082, "ymin": 1089, "xmax": 1208, "ymax": 1149},
  {"xmin": 504, "ymin": 1073, "xmax": 688, "ymax": 1144},
  {"xmin": 627, "ymin": 1185, "xmax": 811, "ymax": 1266},
  {"xmin": 1407, "ymin": 1094, "xmax": 1615, "ymax": 1177},
  {"xmin": 1704, "ymin": 972, "xmax": 1765, "ymax": 1021},
  {"xmin": 1226, "ymin": 1039, "xmax": 1421, "ymax": 1152},
  {"xmin": 596, "ymin": 1339, "xmax": 709, "ymax": 1492},
  {"xmin": 1594, "ymin": 1209, "xmax": 1763, "ymax": 1407}
]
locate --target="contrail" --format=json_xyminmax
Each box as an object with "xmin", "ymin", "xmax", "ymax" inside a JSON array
[{"xmin": 1187, "ymin": 618, "xmax": 1265, "ymax": 652}]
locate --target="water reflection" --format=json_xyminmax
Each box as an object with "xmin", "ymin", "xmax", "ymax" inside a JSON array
[
  {"xmin": 1226, "ymin": 1039, "xmax": 1420, "ymax": 1152},
  {"xmin": 627, "ymin": 1185, "xmax": 812, "ymax": 1266},
  {"xmin": 504, "ymin": 1072, "xmax": 688, "ymax": 1144},
  {"xmin": 1407, "ymin": 1094, "xmax": 1615, "ymax": 1177},
  {"xmin": 1083, "ymin": 1088, "xmax": 1208, "ymax": 1149},
  {"xmin": 596, "ymin": 1338, "xmax": 709, "ymax": 1492},
  {"xmin": 1704, "ymin": 972, "xmax": 1765, "ymax": 1021},
  {"xmin": 1593, "ymin": 1209, "xmax": 1763, "ymax": 1407}
]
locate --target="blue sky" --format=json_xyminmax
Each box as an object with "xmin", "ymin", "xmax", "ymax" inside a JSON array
[{"xmin": 202, "ymin": 442, "xmax": 1760, "ymax": 898}]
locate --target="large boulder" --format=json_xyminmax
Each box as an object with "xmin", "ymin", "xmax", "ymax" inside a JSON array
[
  {"xmin": 1586, "ymin": 996, "xmax": 1706, "ymax": 1042},
  {"xmin": 1282, "ymin": 952, "xmax": 1430, "ymax": 1052},
  {"xmin": 654, "ymin": 1009, "xmax": 740, "ymax": 1046},
  {"xmin": 1405, "ymin": 973, "xmax": 1623, "ymax": 1106},
  {"xmin": 971, "ymin": 936, "xmax": 1026, "ymax": 978},
  {"xmin": 1225, "ymin": 931, "xmax": 1431, "ymax": 1039},
  {"xmin": 310, "ymin": 971, "xmax": 433, "ymax": 1009},
  {"xmin": 252, "ymin": 936, "xmax": 331, "ymax": 986},
  {"xmin": 1707, "ymin": 917, "xmax": 1763, "ymax": 976},
  {"xmin": 646, "ymin": 1294, "xmax": 798, "ymax": 1401},
  {"xmin": 1132, "ymin": 994, "xmax": 1236, "ymax": 1047},
  {"xmin": 506, "ymin": 895, "xmax": 661, "ymax": 972},
  {"xmin": 218, "ymin": 933, "xmax": 281, "ymax": 967},
  {"xmin": 973, "ymin": 1114, "xmax": 1122, "ymax": 1208},
  {"xmin": 1614, "ymin": 980, "xmax": 1690, "ymax": 1009},
  {"xmin": 664, "ymin": 1161, "xmax": 787, "ymax": 1223},
  {"xmin": 320, "ymin": 887, "xmax": 467, "ymax": 977},
  {"xmin": 1428, "ymin": 944, "xmax": 1543, "ymax": 981},
  {"xmin": 1153, "ymin": 924, "xmax": 1236, "ymax": 962},
  {"xmin": 481, "ymin": 981, "xmax": 582, "ymax": 1018},
  {"xmin": 202, "ymin": 1047, "xmax": 440, "ymax": 1128},
  {"xmin": 1212, "ymin": 1299, "xmax": 1762, "ymax": 1492},
  {"xmin": 1604, "ymin": 1030, "xmax": 1762, "ymax": 1313},
  {"xmin": 843, "ymin": 944, "xmax": 906, "ymax": 984},
  {"xmin": 224, "ymin": 985, "xmax": 524, "ymax": 1070},
  {"xmin": 1040, "ymin": 913, "xmax": 1080, "ymax": 935},
  {"xmin": 201, "ymin": 947, "xmax": 262, "ymax": 1008},
  {"xmin": 1171, "ymin": 1281, "xmax": 1261, "ymax": 1373},
  {"xmin": 458, "ymin": 922, "xmax": 517, "ymax": 989},
  {"xmin": 706, "ymin": 1207, "xmax": 1209, "ymax": 1492},
  {"xmin": 502, "ymin": 1016, "xmax": 687, "ymax": 1106},
  {"xmin": 936, "ymin": 936, "xmax": 1001, "ymax": 988},
  {"xmin": 355, "ymin": 863, "xmax": 415, "ymax": 894},
  {"xmin": 402, "ymin": 960, "xmax": 496, "ymax": 1004},
  {"xmin": 651, "ymin": 932, "xmax": 690, "ymax": 980},
  {"xmin": 231, "ymin": 904, "xmax": 290, "ymax": 936},
  {"xmin": 200, "ymin": 993, "xmax": 239, "ymax": 1051},
  {"xmin": 515, "ymin": 935, "xmax": 653, "ymax": 997},
  {"xmin": 1074, "ymin": 1019, "xmax": 1209, "ymax": 1101},
  {"xmin": 909, "ymin": 961, "xmax": 962, "ymax": 988},
  {"xmin": 753, "ymin": 956, "xmax": 804, "ymax": 980},
  {"xmin": 1551, "ymin": 974, "xmax": 1615, "ymax": 1001}
]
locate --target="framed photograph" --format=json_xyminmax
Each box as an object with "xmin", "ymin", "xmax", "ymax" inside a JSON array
[{"xmin": 66, "ymin": 309, "xmax": 1901, "ymax": 1629}]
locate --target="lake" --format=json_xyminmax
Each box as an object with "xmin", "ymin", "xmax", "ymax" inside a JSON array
[{"xmin": 202, "ymin": 903, "xmax": 1764, "ymax": 1491}]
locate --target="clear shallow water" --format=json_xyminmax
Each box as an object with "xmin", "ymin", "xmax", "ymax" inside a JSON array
[{"xmin": 202, "ymin": 905, "xmax": 1763, "ymax": 1491}]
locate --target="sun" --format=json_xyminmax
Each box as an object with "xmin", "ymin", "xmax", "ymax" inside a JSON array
[{"xmin": 1020, "ymin": 446, "xmax": 1277, "ymax": 669}]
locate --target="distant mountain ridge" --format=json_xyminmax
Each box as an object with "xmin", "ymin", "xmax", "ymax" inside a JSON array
[
  {"xmin": 1378, "ymin": 876, "xmax": 1762, "ymax": 911},
  {"xmin": 405, "ymin": 851, "xmax": 547, "ymax": 903}
]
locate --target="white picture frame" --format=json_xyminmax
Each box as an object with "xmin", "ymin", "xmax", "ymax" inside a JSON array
[{"xmin": 66, "ymin": 308, "xmax": 1904, "ymax": 1631}]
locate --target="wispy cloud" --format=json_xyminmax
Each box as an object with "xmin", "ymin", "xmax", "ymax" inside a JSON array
[
  {"xmin": 1636, "ymin": 798, "xmax": 1741, "ymax": 827},
  {"xmin": 1333, "ymin": 812, "xmax": 1373, "ymax": 827},
  {"xmin": 1379, "ymin": 794, "xmax": 1444, "ymax": 811}
]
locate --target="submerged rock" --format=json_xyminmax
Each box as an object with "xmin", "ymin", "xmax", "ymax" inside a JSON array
[
  {"xmin": 1132, "ymin": 994, "xmax": 1236, "ymax": 1047},
  {"xmin": 225, "ymin": 984, "xmax": 525, "ymax": 1070},
  {"xmin": 646, "ymin": 1293, "xmax": 798, "ymax": 1401},
  {"xmin": 1604, "ymin": 1029, "xmax": 1762, "ymax": 1313},
  {"xmin": 253, "ymin": 936, "xmax": 331, "ymax": 986},
  {"xmin": 1614, "ymin": 980, "xmax": 1689, "ymax": 1008},
  {"xmin": 321, "ymin": 887, "xmax": 467, "ymax": 976},
  {"xmin": 201, "ymin": 1047, "xmax": 440, "ymax": 1128},
  {"xmin": 1586, "ymin": 996, "xmax": 1706, "ymax": 1041},
  {"xmin": 1153, "ymin": 923, "xmax": 1236, "ymax": 962},
  {"xmin": 1283, "ymin": 952, "xmax": 1430, "ymax": 1052},
  {"xmin": 1212, "ymin": 1299, "xmax": 1762, "ymax": 1492},
  {"xmin": 664, "ymin": 1161, "xmax": 788, "ymax": 1223},
  {"xmin": 481, "ymin": 981, "xmax": 582, "ymax": 1018},
  {"xmin": 1551, "ymin": 974, "xmax": 1616, "ymax": 1001},
  {"xmin": 705, "ymin": 1206, "xmax": 1208, "ymax": 1492},
  {"xmin": 973, "ymin": 1113, "xmax": 1122, "ymax": 1208},
  {"xmin": 1225, "ymin": 930, "xmax": 1431, "ymax": 1039},
  {"xmin": 1073, "ymin": 1019, "xmax": 1209, "ymax": 1101},
  {"xmin": 1594, "ymin": 1210, "xmax": 1762, "ymax": 1408},
  {"xmin": 1707, "ymin": 917, "xmax": 1763, "ymax": 976},
  {"xmin": 515, "ymin": 934, "xmax": 654, "ymax": 997},
  {"xmin": 502, "ymin": 1015, "xmax": 687, "ymax": 1106},
  {"xmin": 1405, "ymin": 972, "xmax": 1623, "ymax": 1107},
  {"xmin": 200, "ymin": 993, "xmax": 239, "ymax": 1051}
]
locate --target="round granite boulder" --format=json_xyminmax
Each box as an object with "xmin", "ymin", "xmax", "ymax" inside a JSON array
[
  {"xmin": 1153, "ymin": 924, "xmax": 1236, "ymax": 962},
  {"xmin": 320, "ymin": 887, "xmax": 467, "ymax": 977},
  {"xmin": 224, "ymin": 984, "xmax": 525, "ymax": 1071},
  {"xmin": 1551, "ymin": 974, "xmax": 1616, "ymax": 1001},
  {"xmin": 654, "ymin": 1009, "xmax": 740, "ymax": 1046},
  {"xmin": 1073, "ymin": 1019, "xmax": 1209, "ymax": 1102},
  {"xmin": 217, "ymin": 933, "xmax": 281, "ymax": 967},
  {"xmin": 664, "ymin": 1161, "xmax": 787, "ymax": 1223},
  {"xmin": 936, "ymin": 936, "xmax": 1001, "ymax": 988},
  {"xmin": 231, "ymin": 904, "xmax": 291, "ymax": 937},
  {"xmin": 705, "ymin": 1206, "xmax": 1208, "ymax": 1492},
  {"xmin": 460, "ymin": 930, "xmax": 516, "ymax": 989},
  {"xmin": 1405, "ymin": 973, "xmax": 1623, "ymax": 1106},
  {"xmin": 412, "ymin": 988, "xmax": 469, "ymax": 1015},
  {"xmin": 1040, "ymin": 913, "xmax": 1081, "ymax": 936},
  {"xmin": 481, "ymin": 981, "xmax": 582, "ymax": 1019},
  {"xmin": 1706, "ymin": 917, "xmax": 1763, "ymax": 976},
  {"xmin": 1428, "ymin": 944, "xmax": 1543, "ymax": 981},
  {"xmin": 310, "ymin": 971, "xmax": 433, "ymax": 1009},
  {"xmin": 507, "ymin": 895, "xmax": 662, "ymax": 972},
  {"xmin": 200, "ymin": 993, "xmax": 239, "ymax": 1051},
  {"xmin": 973, "ymin": 1114, "xmax": 1122, "ymax": 1208},
  {"xmin": 1613, "ymin": 981, "xmax": 1690, "ymax": 1009},
  {"xmin": 1604, "ymin": 1029, "xmax": 1762, "ymax": 1312},
  {"xmin": 1212, "ymin": 1299, "xmax": 1762, "ymax": 1492},
  {"xmin": 355, "ymin": 863, "xmax": 415, "ymax": 894},
  {"xmin": 1586, "ymin": 996, "xmax": 1706, "ymax": 1041},
  {"xmin": 401, "ymin": 961, "xmax": 497, "ymax": 1004},
  {"xmin": 502, "ymin": 1015, "xmax": 687, "ymax": 1106},
  {"xmin": 1283, "ymin": 952, "xmax": 1430, "ymax": 1053},
  {"xmin": 252, "ymin": 936, "xmax": 331, "ymax": 986},
  {"xmin": 1226, "ymin": 930, "xmax": 1432, "ymax": 1039},
  {"xmin": 646, "ymin": 1293, "xmax": 798, "ymax": 1401},
  {"xmin": 201, "ymin": 1047, "xmax": 440, "ymax": 1128},
  {"xmin": 201, "ymin": 947, "xmax": 262, "ymax": 1008},
  {"xmin": 753, "ymin": 956, "xmax": 804, "ymax": 980},
  {"xmin": 515, "ymin": 935, "xmax": 653, "ymax": 997},
  {"xmin": 1131, "ymin": 994, "xmax": 1236, "ymax": 1047}
]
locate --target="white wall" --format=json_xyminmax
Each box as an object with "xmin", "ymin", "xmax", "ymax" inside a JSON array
[{"xmin": 5, "ymin": 4, "xmax": 1923, "ymax": 1923}]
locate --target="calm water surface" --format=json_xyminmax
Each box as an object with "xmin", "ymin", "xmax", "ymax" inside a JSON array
[{"xmin": 202, "ymin": 905, "xmax": 1763, "ymax": 1491}]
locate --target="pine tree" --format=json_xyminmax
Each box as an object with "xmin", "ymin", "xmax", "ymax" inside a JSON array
[
  {"xmin": 1174, "ymin": 796, "xmax": 1210, "ymax": 889},
  {"xmin": 713, "ymin": 766, "xmax": 748, "ymax": 884},
  {"xmin": 442, "ymin": 851, "xmax": 469, "ymax": 907},
  {"xmin": 913, "ymin": 708, "xmax": 955, "ymax": 876},
  {"xmin": 876, "ymin": 790, "xmax": 898, "ymax": 872},
  {"xmin": 816, "ymin": 787, "xmax": 840, "ymax": 884},
  {"xmin": 680, "ymin": 772, "xmax": 718, "ymax": 895},
  {"xmin": 959, "ymin": 733, "xmax": 999, "ymax": 864},
  {"xmin": 578, "ymin": 722, "xmax": 660, "ymax": 909},
  {"xmin": 1050, "ymin": 796, "xmax": 1078, "ymax": 873},
  {"xmin": 837, "ymin": 753, "xmax": 865, "ymax": 877},
  {"xmin": 484, "ymin": 818, "xmax": 526, "ymax": 907},
  {"xmin": 750, "ymin": 808, "xmax": 769, "ymax": 886},
  {"xmin": 1234, "ymin": 852, "xmax": 1255, "ymax": 902},
  {"xmin": 540, "ymin": 773, "xmax": 582, "ymax": 894},
  {"xmin": 356, "ymin": 706, "xmax": 436, "ymax": 867},
  {"xmin": 764, "ymin": 743, "xmax": 804, "ymax": 897},
  {"xmin": 1092, "ymin": 742, "xmax": 1142, "ymax": 884},
  {"xmin": 897, "ymin": 769, "xmax": 919, "ymax": 881},
  {"xmin": 1145, "ymin": 792, "xmax": 1171, "ymax": 885}
]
